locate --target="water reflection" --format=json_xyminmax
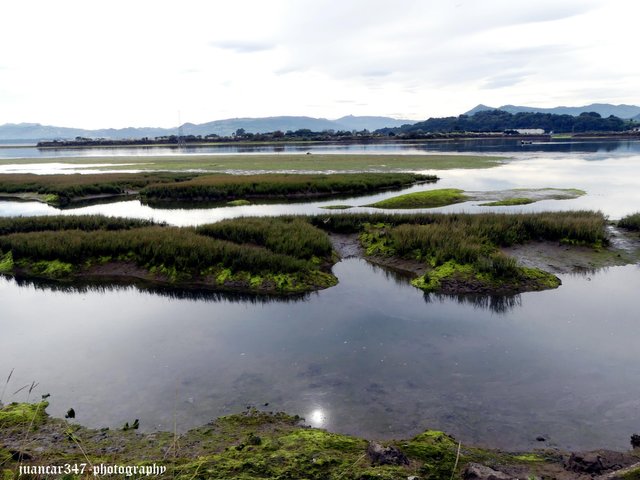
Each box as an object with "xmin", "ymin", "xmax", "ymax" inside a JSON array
[
  {"xmin": 3, "ymin": 139, "xmax": 640, "ymax": 159},
  {"xmin": 1, "ymin": 261, "xmax": 640, "ymax": 450},
  {"xmin": 423, "ymin": 292, "xmax": 522, "ymax": 314},
  {"xmin": 7, "ymin": 275, "xmax": 311, "ymax": 304}
]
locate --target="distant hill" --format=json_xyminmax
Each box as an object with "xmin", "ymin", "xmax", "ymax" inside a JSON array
[
  {"xmin": 0, "ymin": 116, "xmax": 415, "ymax": 142},
  {"xmin": 465, "ymin": 103, "xmax": 640, "ymax": 119},
  {"xmin": 384, "ymin": 109, "xmax": 627, "ymax": 135}
]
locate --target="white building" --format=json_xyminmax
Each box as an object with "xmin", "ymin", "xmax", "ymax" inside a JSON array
[{"xmin": 516, "ymin": 128, "xmax": 545, "ymax": 135}]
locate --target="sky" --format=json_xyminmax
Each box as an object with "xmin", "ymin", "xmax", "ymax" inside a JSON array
[{"xmin": 1, "ymin": 0, "xmax": 639, "ymax": 129}]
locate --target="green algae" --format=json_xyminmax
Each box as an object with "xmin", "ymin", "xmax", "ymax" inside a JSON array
[
  {"xmin": 227, "ymin": 199, "xmax": 251, "ymax": 206},
  {"xmin": 481, "ymin": 197, "xmax": 534, "ymax": 206},
  {"xmin": 320, "ymin": 205, "xmax": 353, "ymax": 210},
  {"xmin": 0, "ymin": 252, "xmax": 13, "ymax": 273},
  {"xmin": 0, "ymin": 402, "xmax": 48, "ymax": 427},
  {"xmin": 366, "ymin": 189, "xmax": 468, "ymax": 209},
  {"xmin": 30, "ymin": 259, "xmax": 73, "ymax": 278}
]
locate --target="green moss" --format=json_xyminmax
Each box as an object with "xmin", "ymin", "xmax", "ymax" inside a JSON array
[
  {"xmin": 320, "ymin": 205, "xmax": 353, "ymax": 210},
  {"xmin": 43, "ymin": 193, "xmax": 60, "ymax": 205},
  {"xmin": 359, "ymin": 223, "xmax": 396, "ymax": 256},
  {"xmin": 412, "ymin": 261, "xmax": 475, "ymax": 292},
  {"xmin": 0, "ymin": 252, "xmax": 13, "ymax": 273},
  {"xmin": 621, "ymin": 467, "xmax": 640, "ymax": 480},
  {"xmin": 401, "ymin": 430, "xmax": 461, "ymax": 480},
  {"xmin": 148, "ymin": 263, "xmax": 181, "ymax": 282},
  {"xmin": 512, "ymin": 453, "xmax": 546, "ymax": 462},
  {"xmin": 481, "ymin": 197, "xmax": 534, "ymax": 206},
  {"xmin": 366, "ymin": 189, "xmax": 468, "ymax": 209},
  {"xmin": 31, "ymin": 259, "xmax": 73, "ymax": 278},
  {"xmin": 519, "ymin": 267, "xmax": 561, "ymax": 289},
  {"xmin": 227, "ymin": 199, "xmax": 251, "ymax": 206},
  {"xmin": 216, "ymin": 268, "xmax": 233, "ymax": 284},
  {"xmin": 0, "ymin": 402, "xmax": 48, "ymax": 427},
  {"xmin": 249, "ymin": 274, "xmax": 263, "ymax": 288}
]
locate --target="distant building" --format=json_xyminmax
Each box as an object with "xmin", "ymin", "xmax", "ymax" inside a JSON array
[{"xmin": 515, "ymin": 128, "xmax": 545, "ymax": 135}]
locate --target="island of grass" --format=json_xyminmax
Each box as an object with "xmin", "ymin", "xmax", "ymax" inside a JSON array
[
  {"xmin": 0, "ymin": 172, "xmax": 436, "ymax": 206},
  {"xmin": 0, "ymin": 216, "xmax": 339, "ymax": 295},
  {"xmin": 309, "ymin": 211, "xmax": 619, "ymax": 295},
  {"xmin": 367, "ymin": 187, "xmax": 586, "ymax": 209},
  {"xmin": 0, "ymin": 211, "xmax": 629, "ymax": 297},
  {"xmin": 0, "ymin": 152, "xmax": 505, "ymax": 172},
  {"xmin": 366, "ymin": 188, "xmax": 468, "ymax": 209},
  {"xmin": 2, "ymin": 402, "xmax": 640, "ymax": 480},
  {"xmin": 320, "ymin": 204, "xmax": 353, "ymax": 210}
]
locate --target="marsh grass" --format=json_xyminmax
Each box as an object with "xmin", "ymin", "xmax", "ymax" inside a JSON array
[
  {"xmin": 0, "ymin": 215, "xmax": 156, "ymax": 235},
  {"xmin": 309, "ymin": 211, "xmax": 608, "ymax": 246},
  {"xmin": 0, "ymin": 173, "xmax": 196, "ymax": 205},
  {"xmin": 140, "ymin": 173, "xmax": 434, "ymax": 202},
  {"xmin": 196, "ymin": 218, "xmax": 332, "ymax": 260},
  {"xmin": 0, "ymin": 216, "xmax": 338, "ymax": 294},
  {"xmin": 619, "ymin": 213, "xmax": 640, "ymax": 231}
]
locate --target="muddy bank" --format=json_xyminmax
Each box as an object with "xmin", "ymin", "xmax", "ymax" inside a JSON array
[{"xmin": 503, "ymin": 226, "xmax": 640, "ymax": 275}]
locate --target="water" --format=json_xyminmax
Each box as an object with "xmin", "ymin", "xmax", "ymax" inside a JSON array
[
  {"xmin": 1, "ymin": 260, "xmax": 639, "ymax": 451},
  {"xmin": 1, "ymin": 139, "xmax": 640, "ymax": 451},
  {"xmin": 2, "ymin": 150, "xmax": 640, "ymax": 221},
  {"xmin": 2, "ymin": 138, "xmax": 640, "ymax": 159}
]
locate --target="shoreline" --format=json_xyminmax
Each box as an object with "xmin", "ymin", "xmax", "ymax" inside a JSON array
[{"xmin": 2, "ymin": 402, "xmax": 639, "ymax": 479}]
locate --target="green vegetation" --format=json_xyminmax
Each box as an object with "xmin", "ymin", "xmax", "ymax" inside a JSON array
[
  {"xmin": 226, "ymin": 199, "xmax": 251, "ymax": 206},
  {"xmin": 0, "ymin": 172, "xmax": 435, "ymax": 205},
  {"xmin": 619, "ymin": 212, "xmax": 640, "ymax": 231},
  {"xmin": 140, "ymin": 172, "xmax": 435, "ymax": 202},
  {"xmin": 196, "ymin": 217, "xmax": 332, "ymax": 260},
  {"xmin": 0, "ymin": 402, "xmax": 48, "ymax": 427},
  {"xmin": 0, "ymin": 402, "xmax": 569, "ymax": 480},
  {"xmin": 369, "ymin": 187, "xmax": 585, "ymax": 209},
  {"xmin": 0, "ymin": 216, "xmax": 337, "ymax": 294},
  {"xmin": 480, "ymin": 197, "xmax": 534, "ymax": 206},
  {"xmin": 389, "ymin": 109, "xmax": 628, "ymax": 135},
  {"xmin": 0, "ymin": 172, "xmax": 196, "ymax": 206},
  {"xmin": 0, "ymin": 211, "xmax": 611, "ymax": 296},
  {"xmin": 320, "ymin": 204, "xmax": 353, "ymax": 209},
  {"xmin": 1, "ymin": 153, "xmax": 504, "ymax": 172},
  {"xmin": 309, "ymin": 211, "xmax": 607, "ymax": 294},
  {"xmin": 366, "ymin": 189, "xmax": 468, "ymax": 209},
  {"xmin": 0, "ymin": 215, "xmax": 156, "ymax": 235}
]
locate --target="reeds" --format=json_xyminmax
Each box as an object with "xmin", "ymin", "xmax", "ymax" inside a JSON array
[
  {"xmin": 141, "ymin": 173, "xmax": 434, "ymax": 201},
  {"xmin": 619, "ymin": 212, "xmax": 640, "ymax": 231},
  {"xmin": 196, "ymin": 218, "xmax": 332, "ymax": 259},
  {"xmin": 309, "ymin": 211, "xmax": 608, "ymax": 246}
]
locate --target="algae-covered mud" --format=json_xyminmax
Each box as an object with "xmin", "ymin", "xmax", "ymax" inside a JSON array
[
  {"xmin": 365, "ymin": 188, "xmax": 585, "ymax": 209},
  {"xmin": 2, "ymin": 402, "xmax": 640, "ymax": 480}
]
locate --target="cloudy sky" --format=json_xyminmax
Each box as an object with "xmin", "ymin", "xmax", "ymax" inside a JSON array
[{"xmin": 1, "ymin": 0, "xmax": 639, "ymax": 128}]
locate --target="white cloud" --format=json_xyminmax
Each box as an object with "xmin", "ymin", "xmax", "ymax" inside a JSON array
[{"xmin": 0, "ymin": 0, "xmax": 638, "ymax": 128}]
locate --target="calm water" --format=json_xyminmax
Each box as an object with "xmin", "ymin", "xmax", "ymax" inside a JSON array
[
  {"xmin": 1, "ymin": 139, "xmax": 639, "ymax": 451},
  {"xmin": 1, "ymin": 260, "xmax": 639, "ymax": 451},
  {"xmin": 2, "ymin": 149, "xmax": 640, "ymax": 221},
  {"xmin": 2, "ymin": 138, "xmax": 640, "ymax": 162}
]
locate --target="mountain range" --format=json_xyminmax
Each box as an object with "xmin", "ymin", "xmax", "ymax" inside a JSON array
[
  {"xmin": 0, "ymin": 115, "xmax": 414, "ymax": 142},
  {"xmin": 465, "ymin": 103, "xmax": 640, "ymax": 120}
]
